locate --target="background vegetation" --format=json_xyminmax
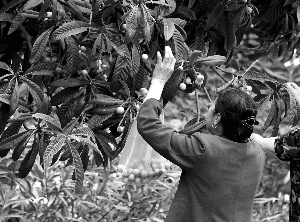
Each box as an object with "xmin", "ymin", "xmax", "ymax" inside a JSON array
[{"xmin": 1, "ymin": 0, "xmax": 300, "ymax": 221}]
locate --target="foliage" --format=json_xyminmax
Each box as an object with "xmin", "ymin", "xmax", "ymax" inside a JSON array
[{"xmin": 1, "ymin": 0, "xmax": 300, "ymax": 220}]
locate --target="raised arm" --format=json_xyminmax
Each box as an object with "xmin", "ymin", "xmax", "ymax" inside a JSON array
[
  {"xmin": 251, "ymin": 133, "xmax": 278, "ymax": 159},
  {"xmin": 137, "ymin": 46, "xmax": 206, "ymax": 170},
  {"xmin": 251, "ymin": 82, "xmax": 300, "ymax": 161}
]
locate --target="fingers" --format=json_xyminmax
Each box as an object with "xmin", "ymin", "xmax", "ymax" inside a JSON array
[
  {"xmin": 164, "ymin": 46, "xmax": 170, "ymax": 60},
  {"xmin": 156, "ymin": 51, "xmax": 162, "ymax": 65},
  {"xmin": 164, "ymin": 46, "xmax": 176, "ymax": 66}
]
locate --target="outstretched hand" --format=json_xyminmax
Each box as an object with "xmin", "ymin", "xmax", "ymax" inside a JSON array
[{"xmin": 152, "ymin": 46, "xmax": 176, "ymax": 84}]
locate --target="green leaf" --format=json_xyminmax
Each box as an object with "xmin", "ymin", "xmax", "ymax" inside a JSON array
[
  {"xmin": 286, "ymin": 84, "xmax": 300, "ymax": 126},
  {"xmin": 168, "ymin": 18, "xmax": 187, "ymax": 28},
  {"xmin": 205, "ymin": 1, "xmax": 227, "ymax": 29},
  {"xmin": 50, "ymin": 87, "xmax": 80, "ymax": 106},
  {"xmin": 30, "ymin": 27, "xmax": 54, "ymax": 64},
  {"xmin": 188, "ymin": 0, "xmax": 195, "ymax": 9},
  {"xmin": 0, "ymin": 61, "xmax": 13, "ymax": 73},
  {"xmin": 219, "ymin": 12, "xmax": 236, "ymax": 52},
  {"xmin": 225, "ymin": 3, "xmax": 244, "ymax": 11},
  {"xmin": 87, "ymin": 113, "xmax": 114, "ymax": 130},
  {"xmin": 0, "ymin": 120, "xmax": 23, "ymax": 157},
  {"xmin": 49, "ymin": 78, "xmax": 86, "ymax": 87},
  {"xmin": 32, "ymin": 113, "xmax": 63, "ymax": 133},
  {"xmin": 65, "ymin": 37, "xmax": 82, "ymax": 75},
  {"xmin": 0, "ymin": 13, "xmax": 14, "ymax": 22},
  {"xmin": 131, "ymin": 43, "xmax": 140, "ymax": 76},
  {"xmin": 25, "ymin": 62, "xmax": 56, "ymax": 74},
  {"xmin": 119, "ymin": 80, "xmax": 130, "ymax": 98},
  {"xmin": 173, "ymin": 28, "xmax": 189, "ymax": 61},
  {"xmin": 194, "ymin": 55, "xmax": 226, "ymax": 67},
  {"xmin": 96, "ymin": 129, "xmax": 117, "ymax": 147},
  {"xmin": 52, "ymin": 21, "xmax": 92, "ymax": 40},
  {"xmin": 12, "ymin": 133, "xmax": 32, "ymax": 161},
  {"xmin": 164, "ymin": 18, "xmax": 175, "ymax": 41},
  {"xmin": 93, "ymin": 149, "xmax": 104, "ymax": 167},
  {"xmin": 92, "ymin": 32, "xmax": 105, "ymax": 55},
  {"xmin": 134, "ymin": 64, "xmax": 148, "ymax": 91},
  {"xmin": 113, "ymin": 111, "xmax": 132, "ymax": 158},
  {"xmin": 0, "ymin": 104, "xmax": 11, "ymax": 135},
  {"xmin": 105, "ymin": 36, "xmax": 130, "ymax": 59},
  {"xmin": 79, "ymin": 137, "xmax": 98, "ymax": 151},
  {"xmin": 88, "ymin": 96, "xmax": 123, "ymax": 106},
  {"xmin": 80, "ymin": 145, "xmax": 89, "ymax": 171},
  {"xmin": 63, "ymin": 118, "xmax": 78, "ymax": 133},
  {"xmin": 18, "ymin": 138, "xmax": 39, "ymax": 178},
  {"xmin": 125, "ymin": 5, "xmax": 154, "ymax": 43},
  {"xmin": 257, "ymin": 94, "xmax": 272, "ymax": 113},
  {"xmin": 10, "ymin": 79, "xmax": 19, "ymax": 113},
  {"xmin": 72, "ymin": 125, "xmax": 95, "ymax": 138},
  {"xmin": 23, "ymin": 0, "xmax": 44, "ymax": 10},
  {"xmin": 56, "ymin": 95, "xmax": 85, "ymax": 128},
  {"xmin": 0, "ymin": 130, "xmax": 33, "ymax": 150},
  {"xmin": 0, "ymin": 0, "xmax": 26, "ymax": 14},
  {"xmin": 272, "ymin": 96, "xmax": 282, "ymax": 136},
  {"xmin": 21, "ymin": 77, "xmax": 44, "ymax": 111},
  {"xmin": 189, "ymin": 50, "xmax": 203, "ymax": 65},
  {"xmin": 262, "ymin": 97, "xmax": 276, "ymax": 132},
  {"xmin": 95, "ymin": 134, "xmax": 113, "ymax": 158},
  {"xmin": 8, "ymin": 13, "xmax": 26, "ymax": 35},
  {"xmin": 28, "ymin": 70, "xmax": 53, "ymax": 76},
  {"xmin": 20, "ymin": 77, "xmax": 44, "ymax": 101},
  {"xmin": 110, "ymin": 55, "xmax": 131, "ymax": 92},
  {"xmin": 243, "ymin": 69, "xmax": 278, "ymax": 83},
  {"xmin": 43, "ymin": 135, "xmax": 66, "ymax": 169},
  {"xmin": 177, "ymin": 5, "xmax": 196, "ymax": 20},
  {"xmin": 0, "ymin": 121, "xmax": 23, "ymax": 142},
  {"xmin": 233, "ymin": 6, "xmax": 246, "ymax": 31},
  {"xmin": 66, "ymin": 140, "xmax": 84, "ymax": 193}
]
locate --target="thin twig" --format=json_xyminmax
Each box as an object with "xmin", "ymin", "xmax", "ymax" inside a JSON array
[
  {"xmin": 242, "ymin": 60, "xmax": 259, "ymax": 77},
  {"xmin": 210, "ymin": 66, "xmax": 227, "ymax": 83},
  {"xmin": 214, "ymin": 66, "xmax": 234, "ymax": 75},
  {"xmin": 203, "ymin": 87, "xmax": 212, "ymax": 103},
  {"xmin": 195, "ymin": 89, "xmax": 201, "ymax": 122}
]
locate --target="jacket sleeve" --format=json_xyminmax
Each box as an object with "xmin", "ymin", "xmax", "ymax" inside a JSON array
[
  {"xmin": 137, "ymin": 98, "xmax": 206, "ymax": 171},
  {"xmin": 274, "ymin": 128, "xmax": 300, "ymax": 161}
]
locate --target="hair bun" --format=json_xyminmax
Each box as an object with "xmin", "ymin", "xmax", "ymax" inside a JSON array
[{"xmin": 243, "ymin": 107, "xmax": 257, "ymax": 117}]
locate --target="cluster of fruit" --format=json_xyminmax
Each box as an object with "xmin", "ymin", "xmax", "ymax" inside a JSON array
[
  {"xmin": 112, "ymin": 161, "xmax": 171, "ymax": 185},
  {"xmin": 179, "ymin": 71, "xmax": 205, "ymax": 91}
]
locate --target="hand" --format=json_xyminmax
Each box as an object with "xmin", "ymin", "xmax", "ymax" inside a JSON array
[
  {"xmin": 152, "ymin": 46, "xmax": 176, "ymax": 84},
  {"xmin": 285, "ymin": 82, "xmax": 300, "ymax": 106}
]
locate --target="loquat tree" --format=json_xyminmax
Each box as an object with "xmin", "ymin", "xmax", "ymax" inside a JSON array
[{"xmin": 1, "ymin": 0, "xmax": 300, "ymax": 220}]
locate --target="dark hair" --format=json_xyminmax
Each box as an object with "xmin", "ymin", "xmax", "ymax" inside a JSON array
[{"xmin": 214, "ymin": 87, "xmax": 258, "ymax": 142}]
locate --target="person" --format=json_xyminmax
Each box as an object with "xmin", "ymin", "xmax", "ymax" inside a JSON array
[{"xmin": 136, "ymin": 46, "xmax": 299, "ymax": 222}]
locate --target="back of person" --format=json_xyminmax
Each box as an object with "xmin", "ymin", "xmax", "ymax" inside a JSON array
[{"xmin": 165, "ymin": 134, "xmax": 266, "ymax": 222}]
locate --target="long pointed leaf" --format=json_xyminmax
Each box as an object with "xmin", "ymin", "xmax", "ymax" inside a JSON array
[
  {"xmin": 18, "ymin": 137, "xmax": 39, "ymax": 178},
  {"xmin": 66, "ymin": 140, "xmax": 84, "ymax": 193},
  {"xmin": 87, "ymin": 113, "xmax": 114, "ymax": 130},
  {"xmin": 0, "ymin": 130, "xmax": 34, "ymax": 150},
  {"xmin": 32, "ymin": 113, "xmax": 63, "ymax": 133},
  {"xmin": 0, "ymin": 61, "xmax": 13, "ymax": 73},
  {"xmin": 52, "ymin": 21, "xmax": 92, "ymax": 40},
  {"xmin": 10, "ymin": 79, "xmax": 19, "ymax": 113},
  {"xmin": 43, "ymin": 135, "xmax": 66, "ymax": 169},
  {"xmin": 12, "ymin": 133, "xmax": 33, "ymax": 161},
  {"xmin": 30, "ymin": 27, "xmax": 54, "ymax": 64}
]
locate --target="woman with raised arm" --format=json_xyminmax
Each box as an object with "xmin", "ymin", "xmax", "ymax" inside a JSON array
[{"xmin": 136, "ymin": 46, "xmax": 298, "ymax": 222}]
